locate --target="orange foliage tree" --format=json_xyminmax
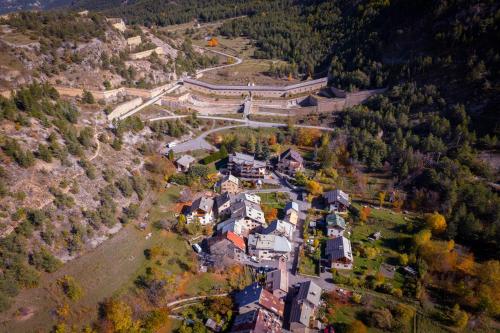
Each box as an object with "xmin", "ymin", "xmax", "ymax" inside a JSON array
[
  {"xmin": 262, "ymin": 205, "xmax": 278, "ymax": 221},
  {"xmin": 359, "ymin": 206, "xmax": 371, "ymax": 223}
]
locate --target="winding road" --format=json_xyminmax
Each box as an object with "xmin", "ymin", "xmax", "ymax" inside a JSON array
[{"xmin": 148, "ymin": 115, "xmax": 334, "ymax": 154}]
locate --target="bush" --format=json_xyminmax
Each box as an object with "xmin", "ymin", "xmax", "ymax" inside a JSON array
[
  {"xmin": 57, "ymin": 275, "xmax": 83, "ymax": 301},
  {"xmin": 30, "ymin": 248, "xmax": 62, "ymax": 273}
]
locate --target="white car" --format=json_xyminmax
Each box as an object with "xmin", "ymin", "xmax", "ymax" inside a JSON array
[
  {"xmin": 250, "ymin": 256, "xmax": 260, "ymax": 263},
  {"xmin": 167, "ymin": 141, "xmax": 177, "ymax": 148}
]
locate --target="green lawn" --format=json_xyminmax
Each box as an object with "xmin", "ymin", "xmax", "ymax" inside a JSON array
[{"xmin": 298, "ymin": 252, "xmax": 319, "ymax": 276}]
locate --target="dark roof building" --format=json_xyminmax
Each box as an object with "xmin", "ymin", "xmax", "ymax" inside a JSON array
[
  {"xmin": 235, "ymin": 282, "xmax": 285, "ymax": 317},
  {"xmin": 288, "ymin": 280, "xmax": 322, "ymax": 332},
  {"xmin": 323, "ymin": 189, "xmax": 350, "ymax": 213},
  {"xmin": 230, "ymin": 309, "xmax": 283, "ymax": 333},
  {"xmin": 277, "ymin": 149, "xmax": 304, "ymax": 176},
  {"xmin": 325, "ymin": 236, "xmax": 353, "ymax": 270}
]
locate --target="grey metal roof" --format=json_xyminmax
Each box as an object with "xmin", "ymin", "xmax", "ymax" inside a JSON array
[
  {"xmin": 323, "ymin": 189, "xmax": 350, "ymax": 207},
  {"xmin": 215, "ymin": 192, "xmax": 232, "ymax": 208},
  {"xmin": 289, "ymin": 299, "xmax": 314, "ymax": 326},
  {"xmin": 325, "ymin": 236, "xmax": 353, "ymax": 262},
  {"xmin": 184, "ymin": 77, "xmax": 327, "ymax": 93},
  {"xmin": 175, "ymin": 154, "xmax": 195, "ymax": 167},
  {"xmin": 280, "ymin": 148, "xmax": 304, "ymax": 164},
  {"xmin": 189, "ymin": 196, "xmax": 214, "ymax": 214},
  {"xmin": 295, "ymin": 280, "xmax": 322, "ymax": 307},
  {"xmin": 230, "ymin": 152, "xmax": 267, "ymax": 168}
]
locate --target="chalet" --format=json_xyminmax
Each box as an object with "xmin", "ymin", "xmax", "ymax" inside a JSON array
[
  {"xmin": 325, "ymin": 213, "xmax": 346, "ymax": 238},
  {"xmin": 323, "ymin": 189, "xmax": 350, "ymax": 213},
  {"xmin": 175, "ymin": 154, "xmax": 196, "ymax": 172},
  {"xmin": 288, "ymin": 280, "xmax": 322, "ymax": 333},
  {"xmin": 187, "ymin": 196, "xmax": 214, "ymax": 225},
  {"xmin": 325, "ymin": 236, "xmax": 353, "ymax": 270},
  {"xmin": 208, "ymin": 231, "xmax": 246, "ymax": 267},
  {"xmin": 262, "ymin": 220, "xmax": 295, "ymax": 241},
  {"xmin": 235, "ymin": 282, "xmax": 285, "ymax": 317},
  {"xmin": 248, "ymin": 234, "xmax": 292, "ymax": 260},
  {"xmin": 230, "ymin": 309, "xmax": 283, "ymax": 333},
  {"xmin": 230, "ymin": 200, "xmax": 266, "ymax": 227},
  {"xmin": 228, "ymin": 152, "xmax": 267, "ymax": 178},
  {"xmin": 277, "ymin": 148, "xmax": 304, "ymax": 176},
  {"xmin": 265, "ymin": 269, "xmax": 289, "ymax": 300},
  {"xmin": 217, "ymin": 174, "xmax": 241, "ymax": 194}
]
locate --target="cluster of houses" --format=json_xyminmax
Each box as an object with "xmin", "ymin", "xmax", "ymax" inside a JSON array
[
  {"xmin": 322, "ymin": 189, "xmax": 354, "ymax": 271},
  {"xmin": 230, "ymin": 259, "xmax": 324, "ymax": 333},
  {"xmin": 175, "ymin": 148, "xmax": 305, "ymax": 180},
  {"xmin": 175, "ymin": 148, "xmax": 357, "ymax": 331},
  {"xmin": 190, "ymin": 186, "xmax": 299, "ymax": 268}
]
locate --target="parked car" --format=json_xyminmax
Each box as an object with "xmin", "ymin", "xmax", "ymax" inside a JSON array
[
  {"xmin": 167, "ymin": 141, "xmax": 178, "ymax": 148},
  {"xmin": 192, "ymin": 243, "xmax": 202, "ymax": 253},
  {"xmin": 250, "ymin": 256, "xmax": 260, "ymax": 263}
]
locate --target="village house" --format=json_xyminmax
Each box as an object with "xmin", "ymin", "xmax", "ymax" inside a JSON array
[
  {"xmin": 262, "ymin": 220, "xmax": 295, "ymax": 241},
  {"xmin": 230, "ymin": 199, "xmax": 266, "ymax": 227},
  {"xmin": 248, "ymin": 234, "xmax": 292, "ymax": 260},
  {"xmin": 175, "ymin": 154, "xmax": 196, "ymax": 172},
  {"xmin": 325, "ymin": 213, "xmax": 346, "ymax": 238},
  {"xmin": 207, "ymin": 231, "xmax": 246, "ymax": 267},
  {"xmin": 217, "ymin": 174, "xmax": 241, "ymax": 194},
  {"xmin": 288, "ymin": 281, "xmax": 323, "ymax": 333},
  {"xmin": 276, "ymin": 148, "xmax": 304, "ymax": 176},
  {"xmin": 216, "ymin": 192, "xmax": 266, "ymax": 236},
  {"xmin": 186, "ymin": 196, "xmax": 214, "ymax": 225},
  {"xmin": 265, "ymin": 269, "xmax": 289, "ymax": 300},
  {"xmin": 323, "ymin": 189, "xmax": 351, "ymax": 213},
  {"xmin": 230, "ymin": 309, "xmax": 283, "ymax": 333},
  {"xmin": 325, "ymin": 236, "xmax": 353, "ymax": 270},
  {"xmin": 235, "ymin": 282, "xmax": 285, "ymax": 318},
  {"xmin": 228, "ymin": 152, "xmax": 267, "ymax": 178},
  {"xmin": 215, "ymin": 192, "xmax": 233, "ymax": 217}
]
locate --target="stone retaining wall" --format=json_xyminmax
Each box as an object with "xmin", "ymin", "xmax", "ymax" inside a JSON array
[{"xmin": 107, "ymin": 97, "xmax": 143, "ymax": 121}]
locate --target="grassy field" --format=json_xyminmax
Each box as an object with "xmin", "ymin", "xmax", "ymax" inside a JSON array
[{"xmin": 200, "ymin": 59, "xmax": 297, "ymax": 86}]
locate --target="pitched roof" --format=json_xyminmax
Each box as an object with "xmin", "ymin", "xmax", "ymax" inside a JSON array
[
  {"xmin": 189, "ymin": 196, "xmax": 214, "ymax": 214},
  {"xmin": 231, "ymin": 200, "xmax": 265, "ymax": 224},
  {"xmin": 215, "ymin": 192, "xmax": 232, "ymax": 208},
  {"xmin": 280, "ymin": 148, "xmax": 304, "ymax": 164},
  {"xmin": 175, "ymin": 154, "xmax": 196, "ymax": 167},
  {"xmin": 325, "ymin": 214, "xmax": 346, "ymax": 229},
  {"xmin": 325, "ymin": 236, "xmax": 353, "ymax": 262},
  {"xmin": 248, "ymin": 234, "xmax": 292, "ymax": 253},
  {"xmin": 230, "ymin": 152, "xmax": 267, "ymax": 168},
  {"xmin": 323, "ymin": 189, "xmax": 350, "ymax": 207},
  {"xmin": 222, "ymin": 174, "xmax": 240, "ymax": 185},
  {"xmin": 235, "ymin": 283, "xmax": 284, "ymax": 317},
  {"xmin": 262, "ymin": 220, "xmax": 294, "ymax": 238},
  {"xmin": 295, "ymin": 280, "xmax": 322, "ymax": 307},
  {"xmin": 289, "ymin": 299, "xmax": 314, "ymax": 327},
  {"xmin": 226, "ymin": 231, "xmax": 246, "ymax": 251},
  {"xmin": 230, "ymin": 309, "xmax": 282, "ymax": 333}
]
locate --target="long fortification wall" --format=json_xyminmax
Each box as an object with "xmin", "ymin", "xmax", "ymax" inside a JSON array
[
  {"xmin": 107, "ymin": 97, "xmax": 143, "ymax": 121},
  {"xmin": 129, "ymin": 47, "xmax": 164, "ymax": 60},
  {"xmin": 183, "ymin": 77, "xmax": 328, "ymax": 98}
]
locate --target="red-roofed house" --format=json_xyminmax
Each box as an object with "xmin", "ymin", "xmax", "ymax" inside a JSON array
[{"xmin": 208, "ymin": 232, "xmax": 246, "ymax": 268}]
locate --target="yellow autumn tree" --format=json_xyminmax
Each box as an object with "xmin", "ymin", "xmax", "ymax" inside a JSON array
[
  {"xmin": 346, "ymin": 320, "xmax": 367, "ymax": 333},
  {"xmin": 306, "ymin": 180, "xmax": 323, "ymax": 196},
  {"xmin": 425, "ymin": 212, "xmax": 447, "ymax": 234}
]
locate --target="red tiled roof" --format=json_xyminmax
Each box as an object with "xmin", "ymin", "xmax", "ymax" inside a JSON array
[
  {"xmin": 260, "ymin": 288, "xmax": 285, "ymax": 317},
  {"xmin": 226, "ymin": 231, "xmax": 246, "ymax": 251}
]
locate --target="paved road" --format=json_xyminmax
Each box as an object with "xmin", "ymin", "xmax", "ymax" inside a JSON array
[{"xmin": 150, "ymin": 115, "xmax": 335, "ymax": 154}]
